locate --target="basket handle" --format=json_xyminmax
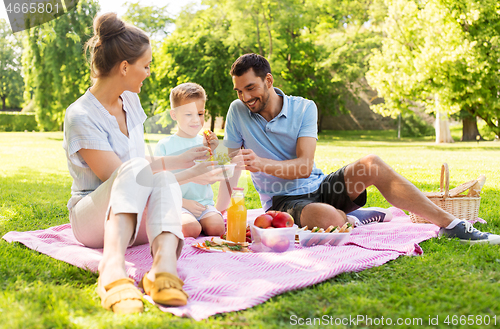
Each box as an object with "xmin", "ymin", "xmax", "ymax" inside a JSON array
[{"xmin": 439, "ymin": 163, "xmax": 450, "ymax": 198}]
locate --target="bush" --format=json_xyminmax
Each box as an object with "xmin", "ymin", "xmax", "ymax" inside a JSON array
[
  {"xmin": 0, "ymin": 112, "xmax": 38, "ymax": 132},
  {"xmin": 401, "ymin": 112, "xmax": 434, "ymax": 137}
]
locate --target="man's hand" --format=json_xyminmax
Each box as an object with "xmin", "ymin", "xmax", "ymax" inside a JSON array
[
  {"xmin": 183, "ymin": 199, "xmax": 206, "ymax": 217},
  {"xmin": 227, "ymin": 137, "xmax": 315, "ymax": 179},
  {"xmin": 230, "ymin": 149, "xmax": 263, "ymax": 172}
]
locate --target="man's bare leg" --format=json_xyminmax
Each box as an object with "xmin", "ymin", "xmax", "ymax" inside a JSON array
[
  {"xmin": 342, "ymin": 154, "xmax": 454, "ymax": 228},
  {"xmin": 299, "ymin": 203, "xmax": 347, "ymax": 229}
]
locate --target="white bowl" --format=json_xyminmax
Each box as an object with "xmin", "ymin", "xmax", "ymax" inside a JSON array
[
  {"xmin": 250, "ymin": 224, "xmax": 297, "ymax": 253},
  {"xmin": 214, "ymin": 164, "xmax": 235, "ymax": 179}
]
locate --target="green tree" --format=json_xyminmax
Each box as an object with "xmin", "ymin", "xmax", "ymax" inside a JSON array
[
  {"xmin": 164, "ymin": 0, "xmax": 383, "ymax": 131},
  {"xmin": 122, "ymin": 1, "xmax": 172, "ymax": 40},
  {"xmin": 0, "ymin": 19, "xmax": 24, "ymax": 110},
  {"xmin": 304, "ymin": 0, "xmax": 384, "ymax": 130},
  {"xmin": 440, "ymin": 0, "xmax": 500, "ymax": 140},
  {"xmin": 155, "ymin": 4, "xmax": 237, "ymax": 131},
  {"xmin": 367, "ymin": 0, "xmax": 500, "ymax": 139},
  {"xmin": 22, "ymin": 0, "xmax": 98, "ymax": 130},
  {"xmin": 122, "ymin": 1, "xmax": 174, "ymax": 118},
  {"xmin": 207, "ymin": 0, "xmax": 354, "ymax": 131}
]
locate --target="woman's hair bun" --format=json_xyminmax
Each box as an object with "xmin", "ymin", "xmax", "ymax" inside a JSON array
[
  {"xmin": 94, "ymin": 12, "xmax": 126, "ymax": 42},
  {"xmin": 85, "ymin": 12, "xmax": 150, "ymax": 79}
]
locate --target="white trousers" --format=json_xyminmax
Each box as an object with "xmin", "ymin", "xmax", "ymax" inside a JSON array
[{"xmin": 69, "ymin": 158, "xmax": 184, "ymax": 256}]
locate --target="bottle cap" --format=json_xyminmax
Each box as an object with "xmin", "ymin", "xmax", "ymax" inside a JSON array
[{"xmin": 233, "ymin": 187, "xmax": 244, "ymax": 191}]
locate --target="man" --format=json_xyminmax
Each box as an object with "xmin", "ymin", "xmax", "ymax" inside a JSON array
[{"xmin": 216, "ymin": 53, "xmax": 500, "ymax": 244}]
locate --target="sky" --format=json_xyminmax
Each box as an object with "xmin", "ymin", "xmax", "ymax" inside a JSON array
[{"xmin": 0, "ymin": 0, "xmax": 200, "ymax": 29}]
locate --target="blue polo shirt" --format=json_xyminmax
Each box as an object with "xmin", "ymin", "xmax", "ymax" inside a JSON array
[{"xmin": 224, "ymin": 88, "xmax": 325, "ymax": 210}]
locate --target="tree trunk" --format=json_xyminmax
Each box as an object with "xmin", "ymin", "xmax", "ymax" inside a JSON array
[
  {"xmin": 262, "ymin": 10, "xmax": 272, "ymax": 58},
  {"xmin": 221, "ymin": 117, "xmax": 226, "ymax": 130},
  {"xmin": 210, "ymin": 115, "xmax": 216, "ymax": 132},
  {"xmin": 253, "ymin": 13, "xmax": 264, "ymax": 56},
  {"xmin": 461, "ymin": 116, "xmax": 481, "ymax": 141},
  {"xmin": 1, "ymin": 96, "xmax": 5, "ymax": 110},
  {"xmin": 435, "ymin": 111, "xmax": 454, "ymax": 143},
  {"xmin": 318, "ymin": 113, "xmax": 323, "ymax": 133}
]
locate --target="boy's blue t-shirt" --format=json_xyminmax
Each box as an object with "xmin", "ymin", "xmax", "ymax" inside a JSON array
[
  {"xmin": 155, "ymin": 134, "xmax": 214, "ymax": 206},
  {"xmin": 223, "ymin": 88, "xmax": 325, "ymax": 210}
]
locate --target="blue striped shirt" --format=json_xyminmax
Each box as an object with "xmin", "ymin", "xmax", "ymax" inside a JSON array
[{"xmin": 63, "ymin": 89, "xmax": 147, "ymax": 210}]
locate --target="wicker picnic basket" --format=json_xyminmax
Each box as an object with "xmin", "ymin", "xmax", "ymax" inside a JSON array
[{"xmin": 409, "ymin": 163, "xmax": 484, "ymax": 224}]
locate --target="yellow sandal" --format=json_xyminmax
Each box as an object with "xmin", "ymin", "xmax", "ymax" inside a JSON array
[
  {"xmin": 140, "ymin": 272, "xmax": 188, "ymax": 306},
  {"xmin": 97, "ymin": 277, "xmax": 144, "ymax": 314}
]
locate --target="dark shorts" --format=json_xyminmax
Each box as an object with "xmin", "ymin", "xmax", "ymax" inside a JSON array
[{"xmin": 268, "ymin": 166, "xmax": 367, "ymax": 226}]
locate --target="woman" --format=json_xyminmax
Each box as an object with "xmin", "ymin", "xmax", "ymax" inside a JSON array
[{"xmin": 63, "ymin": 13, "xmax": 219, "ymax": 314}]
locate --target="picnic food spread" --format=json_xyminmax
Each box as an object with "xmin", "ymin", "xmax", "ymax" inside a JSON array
[
  {"xmin": 193, "ymin": 211, "xmax": 354, "ymax": 253},
  {"xmin": 192, "ymin": 237, "xmax": 251, "ymax": 253}
]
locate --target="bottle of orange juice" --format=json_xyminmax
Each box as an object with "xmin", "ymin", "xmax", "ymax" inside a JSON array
[{"xmin": 226, "ymin": 187, "xmax": 247, "ymax": 243}]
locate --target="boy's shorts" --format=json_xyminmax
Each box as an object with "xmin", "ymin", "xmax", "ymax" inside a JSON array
[
  {"xmin": 181, "ymin": 205, "xmax": 222, "ymax": 221},
  {"xmin": 268, "ymin": 166, "xmax": 367, "ymax": 226}
]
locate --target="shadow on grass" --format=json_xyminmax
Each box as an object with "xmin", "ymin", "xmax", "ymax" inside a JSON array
[
  {"xmin": 319, "ymin": 129, "xmax": 431, "ymax": 142},
  {"xmin": 421, "ymin": 144, "xmax": 500, "ymax": 151},
  {"xmin": 319, "ymin": 130, "xmax": 500, "ymax": 150}
]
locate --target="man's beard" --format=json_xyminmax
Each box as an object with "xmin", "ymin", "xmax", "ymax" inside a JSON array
[{"xmin": 246, "ymin": 88, "xmax": 270, "ymax": 114}]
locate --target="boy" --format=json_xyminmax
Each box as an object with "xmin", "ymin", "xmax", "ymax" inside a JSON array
[{"xmin": 155, "ymin": 83, "xmax": 225, "ymax": 238}]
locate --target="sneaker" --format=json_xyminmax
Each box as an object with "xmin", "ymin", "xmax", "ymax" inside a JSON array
[
  {"xmin": 347, "ymin": 207, "xmax": 393, "ymax": 226},
  {"xmin": 439, "ymin": 221, "xmax": 500, "ymax": 245}
]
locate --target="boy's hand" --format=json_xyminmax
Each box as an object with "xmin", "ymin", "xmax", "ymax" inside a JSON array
[
  {"xmin": 203, "ymin": 130, "xmax": 219, "ymax": 151},
  {"xmin": 183, "ymin": 199, "xmax": 206, "ymax": 217}
]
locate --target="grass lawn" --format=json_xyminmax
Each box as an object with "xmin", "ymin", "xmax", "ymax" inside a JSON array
[{"xmin": 1, "ymin": 130, "xmax": 500, "ymax": 328}]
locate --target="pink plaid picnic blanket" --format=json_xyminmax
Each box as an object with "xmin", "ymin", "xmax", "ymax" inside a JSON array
[{"xmin": 3, "ymin": 208, "xmax": 440, "ymax": 320}]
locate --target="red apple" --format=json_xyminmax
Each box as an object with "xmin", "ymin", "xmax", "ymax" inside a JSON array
[
  {"xmin": 271, "ymin": 236, "xmax": 290, "ymax": 252},
  {"xmin": 265, "ymin": 210, "xmax": 279, "ymax": 218},
  {"xmin": 262, "ymin": 234, "xmax": 290, "ymax": 252},
  {"xmin": 271, "ymin": 212, "xmax": 294, "ymax": 228},
  {"xmin": 254, "ymin": 214, "xmax": 273, "ymax": 228}
]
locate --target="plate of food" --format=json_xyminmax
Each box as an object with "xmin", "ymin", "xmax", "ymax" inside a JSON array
[
  {"xmin": 192, "ymin": 237, "xmax": 252, "ymax": 253},
  {"xmin": 297, "ymin": 223, "xmax": 353, "ymax": 247}
]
